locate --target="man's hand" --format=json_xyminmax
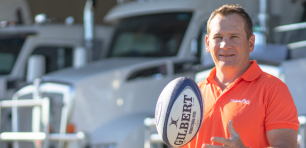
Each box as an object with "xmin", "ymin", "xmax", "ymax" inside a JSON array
[{"xmin": 202, "ymin": 120, "xmax": 247, "ymax": 148}]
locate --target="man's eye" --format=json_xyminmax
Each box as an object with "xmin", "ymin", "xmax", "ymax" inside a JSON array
[
  {"xmin": 214, "ymin": 36, "xmax": 222, "ymax": 39},
  {"xmin": 232, "ymin": 36, "xmax": 238, "ymax": 38}
]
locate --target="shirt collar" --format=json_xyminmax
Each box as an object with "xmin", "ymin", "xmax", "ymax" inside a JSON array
[
  {"xmin": 205, "ymin": 60, "xmax": 262, "ymax": 84},
  {"xmin": 206, "ymin": 67, "xmax": 217, "ymax": 85},
  {"xmin": 240, "ymin": 60, "xmax": 262, "ymax": 81}
]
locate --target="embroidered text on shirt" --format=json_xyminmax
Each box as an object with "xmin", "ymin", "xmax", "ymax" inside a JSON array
[{"xmin": 230, "ymin": 99, "xmax": 250, "ymax": 104}]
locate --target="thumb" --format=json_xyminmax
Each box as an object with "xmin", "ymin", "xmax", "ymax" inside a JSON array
[{"xmin": 228, "ymin": 120, "xmax": 239, "ymax": 138}]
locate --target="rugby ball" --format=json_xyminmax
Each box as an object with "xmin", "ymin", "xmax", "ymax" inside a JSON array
[{"xmin": 155, "ymin": 77, "xmax": 204, "ymax": 147}]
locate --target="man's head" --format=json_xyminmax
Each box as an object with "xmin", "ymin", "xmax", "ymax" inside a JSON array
[
  {"xmin": 207, "ymin": 4, "xmax": 253, "ymax": 40},
  {"xmin": 205, "ymin": 4, "xmax": 255, "ymax": 71}
]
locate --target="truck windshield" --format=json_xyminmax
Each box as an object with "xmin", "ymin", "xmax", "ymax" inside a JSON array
[
  {"xmin": 0, "ymin": 36, "xmax": 25, "ymax": 75},
  {"xmin": 108, "ymin": 12, "xmax": 192, "ymax": 57}
]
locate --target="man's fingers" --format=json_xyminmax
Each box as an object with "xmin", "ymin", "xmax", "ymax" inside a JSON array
[
  {"xmin": 204, "ymin": 121, "xmax": 245, "ymax": 148},
  {"xmin": 211, "ymin": 137, "xmax": 231, "ymax": 145},
  {"xmin": 228, "ymin": 120, "xmax": 239, "ymax": 137}
]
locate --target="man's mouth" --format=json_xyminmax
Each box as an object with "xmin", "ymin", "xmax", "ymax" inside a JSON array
[{"xmin": 219, "ymin": 54, "xmax": 235, "ymax": 57}]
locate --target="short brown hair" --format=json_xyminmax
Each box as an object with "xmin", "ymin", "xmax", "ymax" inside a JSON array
[{"xmin": 207, "ymin": 4, "xmax": 253, "ymax": 39}]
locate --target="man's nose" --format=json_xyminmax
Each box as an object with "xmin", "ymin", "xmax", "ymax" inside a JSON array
[{"xmin": 220, "ymin": 37, "xmax": 231, "ymax": 50}]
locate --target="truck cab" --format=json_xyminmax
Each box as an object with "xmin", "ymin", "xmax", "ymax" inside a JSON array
[{"xmin": 0, "ymin": 24, "xmax": 114, "ymax": 99}]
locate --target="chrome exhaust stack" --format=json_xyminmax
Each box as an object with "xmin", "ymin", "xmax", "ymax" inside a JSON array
[
  {"xmin": 83, "ymin": 0, "xmax": 95, "ymax": 63},
  {"xmin": 258, "ymin": 0, "xmax": 269, "ymax": 43}
]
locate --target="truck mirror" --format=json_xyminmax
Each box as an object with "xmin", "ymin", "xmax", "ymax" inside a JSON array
[
  {"xmin": 73, "ymin": 46, "xmax": 88, "ymax": 68},
  {"xmin": 26, "ymin": 55, "xmax": 46, "ymax": 83}
]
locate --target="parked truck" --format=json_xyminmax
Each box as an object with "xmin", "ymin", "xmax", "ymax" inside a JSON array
[
  {"xmin": 0, "ymin": 0, "xmax": 114, "ymax": 147},
  {"xmin": 1, "ymin": 0, "xmax": 306, "ymax": 148},
  {"xmin": 0, "ymin": 0, "xmax": 114, "ymax": 102}
]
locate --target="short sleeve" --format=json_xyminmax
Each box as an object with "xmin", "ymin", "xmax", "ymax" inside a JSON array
[{"xmin": 264, "ymin": 83, "xmax": 299, "ymax": 132}]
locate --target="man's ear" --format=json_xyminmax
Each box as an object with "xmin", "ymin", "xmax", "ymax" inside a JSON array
[
  {"xmin": 249, "ymin": 34, "xmax": 255, "ymax": 52},
  {"xmin": 205, "ymin": 35, "xmax": 210, "ymax": 53}
]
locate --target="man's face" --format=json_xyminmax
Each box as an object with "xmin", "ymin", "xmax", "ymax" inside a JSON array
[{"xmin": 205, "ymin": 13, "xmax": 255, "ymax": 70}]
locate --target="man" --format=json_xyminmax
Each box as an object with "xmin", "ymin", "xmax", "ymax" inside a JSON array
[{"xmin": 182, "ymin": 4, "xmax": 299, "ymax": 148}]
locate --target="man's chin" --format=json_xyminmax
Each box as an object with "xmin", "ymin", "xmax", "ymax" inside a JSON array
[{"xmin": 217, "ymin": 61, "xmax": 236, "ymax": 68}]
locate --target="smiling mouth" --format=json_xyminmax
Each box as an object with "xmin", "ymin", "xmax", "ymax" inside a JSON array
[{"xmin": 219, "ymin": 54, "xmax": 235, "ymax": 57}]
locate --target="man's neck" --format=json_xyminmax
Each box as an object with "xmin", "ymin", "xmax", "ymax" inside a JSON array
[{"xmin": 215, "ymin": 63, "xmax": 250, "ymax": 91}]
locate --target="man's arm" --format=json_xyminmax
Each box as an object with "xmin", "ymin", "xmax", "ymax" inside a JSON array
[
  {"xmin": 266, "ymin": 128, "xmax": 298, "ymax": 148},
  {"xmin": 264, "ymin": 83, "xmax": 299, "ymax": 148}
]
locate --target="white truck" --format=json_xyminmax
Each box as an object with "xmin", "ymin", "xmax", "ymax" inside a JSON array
[
  {"xmin": 0, "ymin": 0, "xmax": 114, "ymax": 147},
  {"xmin": 0, "ymin": 0, "xmax": 114, "ymax": 102},
  {"xmin": 0, "ymin": 24, "xmax": 113, "ymax": 99},
  {"xmin": 2, "ymin": 0, "xmax": 306, "ymax": 148}
]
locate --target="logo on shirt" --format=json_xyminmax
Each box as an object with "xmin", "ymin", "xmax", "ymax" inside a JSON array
[{"xmin": 230, "ymin": 99, "xmax": 250, "ymax": 104}]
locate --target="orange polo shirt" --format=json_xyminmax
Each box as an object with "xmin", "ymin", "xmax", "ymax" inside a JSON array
[{"xmin": 182, "ymin": 61, "xmax": 299, "ymax": 148}]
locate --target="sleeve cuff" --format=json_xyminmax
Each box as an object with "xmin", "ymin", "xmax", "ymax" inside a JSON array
[{"xmin": 266, "ymin": 123, "xmax": 299, "ymax": 132}]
